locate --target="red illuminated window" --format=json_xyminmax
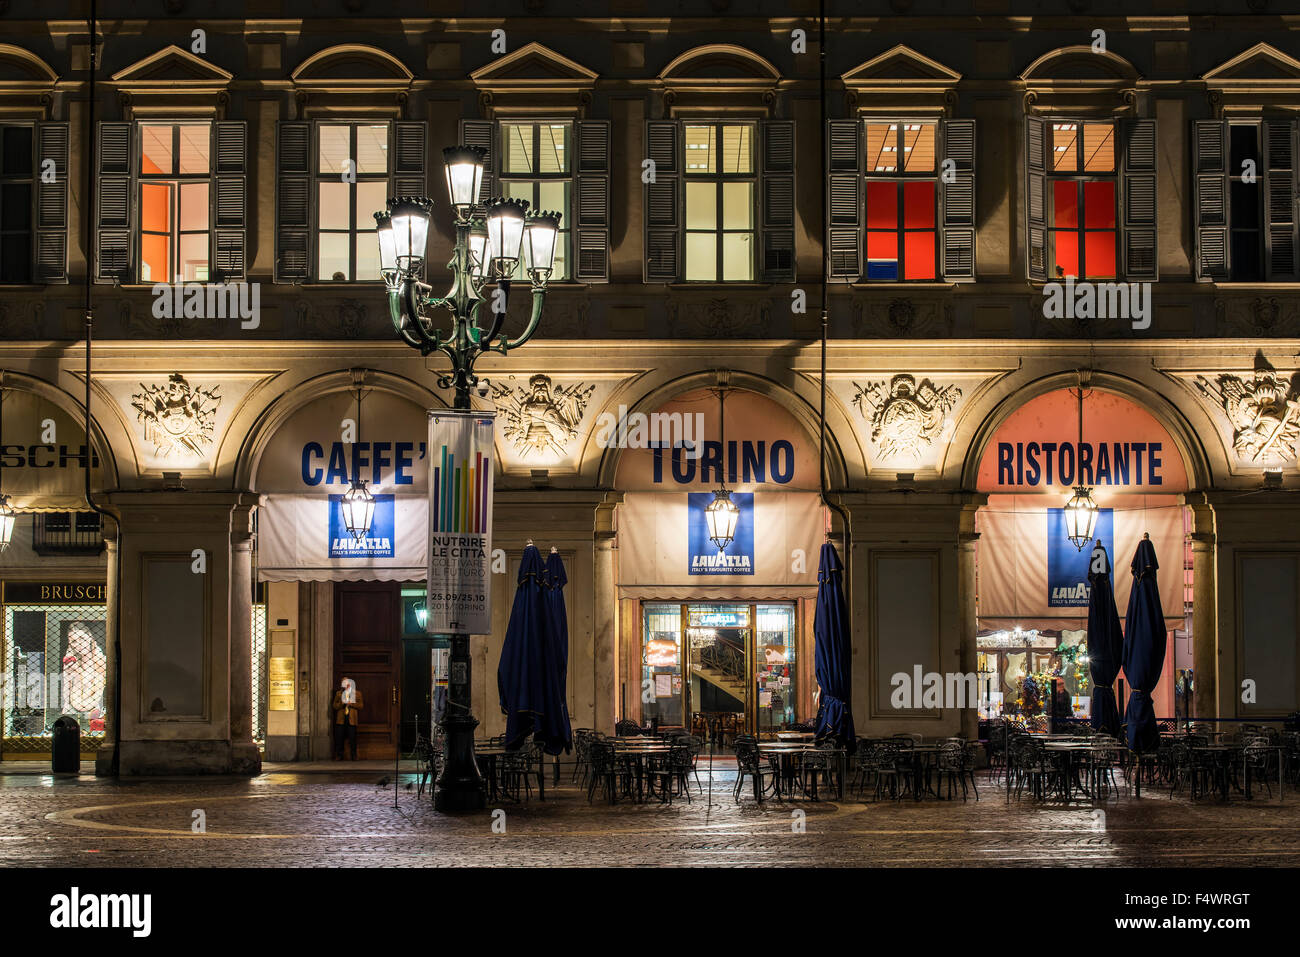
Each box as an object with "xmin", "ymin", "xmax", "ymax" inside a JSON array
[
  {"xmin": 1047, "ymin": 121, "xmax": 1116, "ymax": 279},
  {"xmin": 863, "ymin": 122, "xmax": 937, "ymax": 280}
]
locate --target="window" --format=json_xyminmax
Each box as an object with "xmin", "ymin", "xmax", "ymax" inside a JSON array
[
  {"xmin": 863, "ymin": 121, "xmax": 938, "ymax": 280},
  {"xmin": 0, "ymin": 124, "xmax": 33, "ymax": 283},
  {"xmin": 1228, "ymin": 124, "xmax": 1264, "ymax": 281},
  {"xmin": 315, "ymin": 122, "xmax": 388, "ymax": 282},
  {"xmin": 683, "ymin": 122, "xmax": 755, "ymax": 281},
  {"xmin": 500, "ymin": 121, "xmax": 572, "ymax": 280},
  {"xmin": 1048, "ymin": 121, "xmax": 1117, "ymax": 279},
  {"xmin": 138, "ymin": 123, "xmax": 211, "ymax": 283}
]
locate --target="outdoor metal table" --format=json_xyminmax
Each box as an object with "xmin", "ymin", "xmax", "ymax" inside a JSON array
[
  {"xmin": 757, "ymin": 743, "xmax": 847, "ymax": 801},
  {"xmin": 611, "ymin": 742, "xmax": 671, "ymax": 802},
  {"xmin": 473, "ymin": 745, "xmax": 546, "ymax": 803},
  {"xmin": 1192, "ymin": 744, "xmax": 1286, "ymax": 802},
  {"xmin": 895, "ymin": 744, "xmax": 945, "ymax": 801},
  {"xmin": 1041, "ymin": 741, "xmax": 1126, "ymax": 801}
]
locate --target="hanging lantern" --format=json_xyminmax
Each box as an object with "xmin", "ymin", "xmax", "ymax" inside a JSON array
[
  {"xmin": 704, "ymin": 487, "xmax": 740, "ymax": 553},
  {"xmin": 0, "ymin": 494, "xmax": 14, "ymax": 552},
  {"xmin": 414, "ymin": 601, "xmax": 428, "ymax": 629},
  {"xmin": 340, "ymin": 479, "xmax": 376, "ymax": 542},
  {"xmin": 1063, "ymin": 485, "xmax": 1099, "ymax": 551}
]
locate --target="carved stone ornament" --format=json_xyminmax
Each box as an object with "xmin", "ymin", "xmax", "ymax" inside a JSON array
[
  {"xmin": 853, "ymin": 374, "xmax": 962, "ymax": 460},
  {"xmin": 1196, "ymin": 362, "xmax": 1300, "ymax": 464},
  {"xmin": 491, "ymin": 374, "xmax": 596, "ymax": 459},
  {"xmin": 131, "ymin": 373, "xmax": 221, "ymax": 458}
]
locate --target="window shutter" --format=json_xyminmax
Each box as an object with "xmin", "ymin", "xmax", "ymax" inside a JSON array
[
  {"xmin": 212, "ymin": 121, "xmax": 247, "ymax": 282},
  {"xmin": 760, "ymin": 120, "xmax": 795, "ymax": 283},
  {"xmin": 826, "ymin": 119, "xmax": 861, "ymax": 281},
  {"xmin": 459, "ymin": 119, "xmax": 495, "ymax": 216},
  {"xmin": 1025, "ymin": 115, "xmax": 1047, "ymax": 281},
  {"xmin": 1193, "ymin": 120, "xmax": 1228, "ymax": 281},
  {"xmin": 34, "ymin": 121, "xmax": 68, "ymax": 283},
  {"xmin": 1121, "ymin": 118, "xmax": 1158, "ymax": 281},
  {"xmin": 940, "ymin": 118, "xmax": 976, "ymax": 282},
  {"xmin": 391, "ymin": 121, "xmax": 427, "ymax": 198},
  {"xmin": 644, "ymin": 120, "xmax": 681, "ymax": 282},
  {"xmin": 274, "ymin": 121, "xmax": 311, "ymax": 283},
  {"xmin": 1264, "ymin": 120, "xmax": 1298, "ymax": 280},
  {"xmin": 575, "ymin": 119, "xmax": 611, "ymax": 282},
  {"xmin": 95, "ymin": 121, "xmax": 132, "ymax": 283}
]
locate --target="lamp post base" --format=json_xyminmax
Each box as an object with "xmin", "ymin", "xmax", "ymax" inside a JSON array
[{"xmin": 433, "ymin": 632, "xmax": 485, "ymax": 812}]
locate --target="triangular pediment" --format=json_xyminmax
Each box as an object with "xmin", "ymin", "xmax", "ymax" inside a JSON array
[
  {"xmin": 471, "ymin": 42, "xmax": 597, "ymax": 86},
  {"xmin": 842, "ymin": 45, "xmax": 961, "ymax": 86},
  {"xmin": 1204, "ymin": 43, "xmax": 1300, "ymax": 83},
  {"xmin": 111, "ymin": 45, "xmax": 233, "ymax": 85},
  {"xmin": 291, "ymin": 44, "xmax": 413, "ymax": 88}
]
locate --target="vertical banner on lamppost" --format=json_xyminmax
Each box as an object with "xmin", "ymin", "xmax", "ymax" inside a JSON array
[{"xmin": 426, "ymin": 410, "xmax": 495, "ymax": 635}]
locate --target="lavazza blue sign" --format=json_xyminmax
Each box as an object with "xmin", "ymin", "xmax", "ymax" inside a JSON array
[
  {"xmin": 329, "ymin": 493, "xmax": 396, "ymax": 559},
  {"xmin": 688, "ymin": 492, "xmax": 755, "ymax": 576},
  {"xmin": 1047, "ymin": 507, "xmax": 1114, "ymax": 606}
]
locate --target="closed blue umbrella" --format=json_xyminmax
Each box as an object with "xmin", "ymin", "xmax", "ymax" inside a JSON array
[
  {"xmin": 539, "ymin": 548, "xmax": 573, "ymax": 755},
  {"xmin": 813, "ymin": 542, "xmax": 855, "ymax": 753},
  {"xmin": 1086, "ymin": 541, "xmax": 1123, "ymax": 736},
  {"xmin": 498, "ymin": 543, "xmax": 547, "ymax": 751},
  {"xmin": 1122, "ymin": 534, "xmax": 1166, "ymax": 753}
]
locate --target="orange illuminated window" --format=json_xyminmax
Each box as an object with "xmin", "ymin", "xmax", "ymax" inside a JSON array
[
  {"xmin": 863, "ymin": 122, "xmax": 938, "ymax": 281},
  {"xmin": 138, "ymin": 123, "xmax": 211, "ymax": 282},
  {"xmin": 1048, "ymin": 121, "xmax": 1117, "ymax": 279}
]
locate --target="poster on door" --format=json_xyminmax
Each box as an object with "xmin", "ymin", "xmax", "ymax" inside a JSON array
[
  {"xmin": 1046, "ymin": 507, "xmax": 1114, "ymax": 607},
  {"xmin": 425, "ymin": 411, "xmax": 496, "ymax": 634},
  {"xmin": 687, "ymin": 491, "xmax": 754, "ymax": 576}
]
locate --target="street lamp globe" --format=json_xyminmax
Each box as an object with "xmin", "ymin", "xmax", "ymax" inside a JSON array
[
  {"xmin": 484, "ymin": 197, "xmax": 529, "ymax": 276},
  {"xmin": 388, "ymin": 196, "xmax": 433, "ymax": 273},
  {"xmin": 467, "ymin": 227, "xmax": 488, "ymax": 285},
  {"xmin": 704, "ymin": 488, "xmax": 740, "ymax": 553},
  {"xmin": 340, "ymin": 479, "xmax": 376, "ymax": 542},
  {"xmin": 1063, "ymin": 486, "xmax": 1099, "ymax": 551},
  {"xmin": 523, "ymin": 210, "xmax": 561, "ymax": 283},
  {"xmin": 442, "ymin": 146, "xmax": 486, "ymax": 219},
  {"xmin": 0, "ymin": 494, "xmax": 14, "ymax": 552},
  {"xmin": 374, "ymin": 211, "xmax": 397, "ymax": 278}
]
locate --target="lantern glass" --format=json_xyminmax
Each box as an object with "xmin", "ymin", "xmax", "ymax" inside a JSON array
[
  {"xmin": 0, "ymin": 495, "xmax": 13, "ymax": 552},
  {"xmin": 468, "ymin": 229, "xmax": 488, "ymax": 283},
  {"xmin": 704, "ymin": 488, "xmax": 740, "ymax": 553},
  {"xmin": 1064, "ymin": 486, "xmax": 1099, "ymax": 551},
  {"xmin": 523, "ymin": 213, "xmax": 559, "ymax": 280},
  {"xmin": 485, "ymin": 199, "xmax": 527, "ymax": 272},
  {"xmin": 388, "ymin": 198, "xmax": 432, "ymax": 270},
  {"xmin": 374, "ymin": 212, "xmax": 397, "ymax": 274},
  {"xmin": 340, "ymin": 480, "xmax": 376, "ymax": 542},
  {"xmin": 443, "ymin": 146, "xmax": 485, "ymax": 213},
  {"xmin": 415, "ymin": 601, "xmax": 428, "ymax": 629}
]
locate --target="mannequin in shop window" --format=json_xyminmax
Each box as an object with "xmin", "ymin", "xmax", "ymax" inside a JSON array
[{"xmin": 333, "ymin": 677, "xmax": 364, "ymax": 760}]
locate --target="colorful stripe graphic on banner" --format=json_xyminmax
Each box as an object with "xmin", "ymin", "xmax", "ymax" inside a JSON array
[{"xmin": 431, "ymin": 446, "xmax": 491, "ymax": 533}]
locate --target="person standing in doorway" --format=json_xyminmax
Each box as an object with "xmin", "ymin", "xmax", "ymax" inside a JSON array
[{"xmin": 333, "ymin": 677, "xmax": 364, "ymax": 760}]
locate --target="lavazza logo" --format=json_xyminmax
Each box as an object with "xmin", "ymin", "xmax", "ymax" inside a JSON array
[
  {"xmin": 151, "ymin": 281, "xmax": 261, "ymax": 329},
  {"xmin": 1042, "ymin": 276, "xmax": 1152, "ymax": 330},
  {"xmin": 49, "ymin": 887, "xmax": 151, "ymax": 937}
]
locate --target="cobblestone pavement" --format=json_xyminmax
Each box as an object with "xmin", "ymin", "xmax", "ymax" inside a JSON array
[{"xmin": 2, "ymin": 765, "xmax": 1299, "ymax": 867}]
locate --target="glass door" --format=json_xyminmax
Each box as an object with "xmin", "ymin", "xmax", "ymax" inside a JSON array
[
  {"xmin": 685, "ymin": 603, "xmax": 751, "ymax": 744},
  {"xmin": 755, "ymin": 604, "xmax": 796, "ymax": 735}
]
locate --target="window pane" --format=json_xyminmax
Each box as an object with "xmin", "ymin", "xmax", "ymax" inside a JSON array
[
  {"xmin": 1083, "ymin": 180, "xmax": 1115, "ymax": 228},
  {"xmin": 1230, "ymin": 124, "xmax": 1259, "ymax": 170},
  {"xmin": 179, "ymin": 182, "xmax": 209, "ymax": 231},
  {"xmin": 355, "ymin": 233, "xmax": 379, "ymax": 282},
  {"xmin": 502, "ymin": 123, "xmax": 535, "ymax": 174},
  {"xmin": 1231, "ymin": 230, "xmax": 1262, "ymax": 281},
  {"xmin": 1, "ymin": 126, "xmax": 33, "ymax": 176},
  {"xmin": 685, "ymin": 181, "xmax": 716, "ymax": 229},
  {"xmin": 318, "ymin": 181, "xmax": 350, "ymax": 230},
  {"xmin": 1230, "ymin": 180, "xmax": 1259, "ymax": 228},
  {"xmin": 318, "ymin": 124, "xmax": 351, "ymax": 175},
  {"xmin": 904, "ymin": 231, "xmax": 936, "ymax": 280},
  {"xmin": 537, "ymin": 123, "xmax": 570, "ymax": 174},
  {"xmin": 141, "ymin": 124, "xmax": 174, "ymax": 175},
  {"xmin": 356, "ymin": 180, "xmax": 387, "ymax": 228},
  {"xmin": 1052, "ymin": 181, "xmax": 1078, "ymax": 228},
  {"xmin": 319, "ymin": 233, "xmax": 350, "ymax": 281},
  {"xmin": 685, "ymin": 232, "xmax": 716, "ymax": 280},
  {"xmin": 865, "ymin": 123, "xmax": 899, "ymax": 172},
  {"xmin": 141, "ymin": 182, "xmax": 172, "ymax": 233},
  {"xmin": 0, "ymin": 233, "xmax": 31, "ymax": 282},
  {"xmin": 552, "ymin": 233, "xmax": 568, "ymax": 279},
  {"xmin": 866, "ymin": 231, "xmax": 898, "ymax": 279},
  {"xmin": 178, "ymin": 232, "xmax": 208, "ymax": 282},
  {"xmin": 537, "ymin": 180, "xmax": 568, "ymax": 215},
  {"xmin": 1081, "ymin": 123, "xmax": 1114, "ymax": 173},
  {"xmin": 356, "ymin": 125, "xmax": 388, "ymax": 174},
  {"xmin": 141, "ymin": 232, "xmax": 171, "ymax": 283},
  {"xmin": 722, "ymin": 182, "xmax": 752, "ymax": 230},
  {"xmin": 903, "ymin": 180, "xmax": 934, "ymax": 228},
  {"xmin": 1053, "ymin": 230, "xmax": 1078, "ymax": 278},
  {"xmin": 865, "ymin": 181, "xmax": 897, "ymax": 229},
  {"xmin": 721, "ymin": 232, "xmax": 752, "ymax": 280},
  {"xmin": 1084, "ymin": 231, "xmax": 1116, "ymax": 278},
  {"xmin": 1051, "ymin": 123, "xmax": 1078, "ymax": 172},
  {"xmin": 503, "ymin": 180, "xmax": 532, "ymax": 203},
  {"xmin": 177, "ymin": 124, "xmax": 211, "ymax": 175},
  {"xmin": 0, "ymin": 182, "xmax": 31, "ymax": 230},
  {"xmin": 901, "ymin": 123, "xmax": 936, "ymax": 173},
  {"xmin": 719, "ymin": 125, "xmax": 752, "ymax": 174},
  {"xmin": 684, "ymin": 125, "xmax": 715, "ymax": 174}
]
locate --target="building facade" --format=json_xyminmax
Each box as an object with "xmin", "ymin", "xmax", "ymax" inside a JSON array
[{"xmin": 0, "ymin": 3, "xmax": 1298, "ymax": 772}]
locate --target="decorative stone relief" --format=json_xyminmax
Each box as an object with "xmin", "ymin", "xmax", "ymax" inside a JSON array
[
  {"xmin": 1195, "ymin": 361, "xmax": 1300, "ymax": 463},
  {"xmin": 491, "ymin": 374, "xmax": 596, "ymax": 459},
  {"xmin": 0, "ymin": 301, "xmax": 45, "ymax": 339},
  {"xmin": 131, "ymin": 373, "xmax": 222, "ymax": 458},
  {"xmin": 853, "ymin": 374, "xmax": 962, "ymax": 459},
  {"xmin": 1217, "ymin": 296, "xmax": 1299, "ymax": 337},
  {"xmin": 666, "ymin": 298, "xmax": 770, "ymax": 338},
  {"xmin": 851, "ymin": 298, "xmax": 949, "ymax": 337}
]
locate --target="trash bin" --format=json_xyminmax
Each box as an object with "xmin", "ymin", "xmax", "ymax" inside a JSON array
[{"xmin": 51, "ymin": 715, "xmax": 80, "ymax": 773}]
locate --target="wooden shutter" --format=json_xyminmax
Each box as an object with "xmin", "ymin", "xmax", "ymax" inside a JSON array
[
  {"xmin": 1264, "ymin": 120, "xmax": 1298, "ymax": 280},
  {"xmin": 34, "ymin": 121, "xmax": 68, "ymax": 283},
  {"xmin": 94, "ymin": 122, "xmax": 132, "ymax": 283},
  {"xmin": 274, "ymin": 121, "xmax": 310, "ymax": 283},
  {"xmin": 940, "ymin": 118, "xmax": 976, "ymax": 282},
  {"xmin": 760, "ymin": 120, "xmax": 795, "ymax": 283},
  {"xmin": 575, "ymin": 119, "xmax": 611, "ymax": 282},
  {"xmin": 644, "ymin": 120, "xmax": 681, "ymax": 282},
  {"xmin": 826, "ymin": 119, "xmax": 861, "ymax": 281},
  {"xmin": 212, "ymin": 121, "xmax": 247, "ymax": 281},
  {"xmin": 1025, "ymin": 115, "xmax": 1047, "ymax": 281},
  {"xmin": 1121, "ymin": 118, "xmax": 1158, "ymax": 281},
  {"xmin": 459, "ymin": 119, "xmax": 495, "ymax": 216},
  {"xmin": 391, "ymin": 121, "xmax": 427, "ymax": 198},
  {"xmin": 1193, "ymin": 120, "xmax": 1228, "ymax": 281}
]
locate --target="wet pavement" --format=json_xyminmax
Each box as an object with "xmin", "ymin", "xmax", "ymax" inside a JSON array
[{"xmin": 2, "ymin": 763, "xmax": 1299, "ymax": 867}]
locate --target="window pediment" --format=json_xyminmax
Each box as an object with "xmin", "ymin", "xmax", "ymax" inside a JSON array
[
  {"xmin": 1021, "ymin": 45, "xmax": 1139, "ymax": 91},
  {"xmin": 291, "ymin": 44, "xmax": 413, "ymax": 94},
  {"xmin": 841, "ymin": 45, "xmax": 960, "ymax": 114},
  {"xmin": 111, "ymin": 45, "xmax": 233, "ymax": 90},
  {"xmin": 660, "ymin": 44, "xmax": 780, "ymax": 85},
  {"xmin": 471, "ymin": 42, "xmax": 597, "ymax": 93},
  {"xmin": 0, "ymin": 44, "xmax": 58, "ymax": 86},
  {"xmin": 1204, "ymin": 43, "xmax": 1300, "ymax": 93}
]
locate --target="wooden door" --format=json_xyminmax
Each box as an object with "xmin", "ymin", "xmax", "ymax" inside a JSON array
[{"xmin": 333, "ymin": 581, "xmax": 399, "ymax": 758}]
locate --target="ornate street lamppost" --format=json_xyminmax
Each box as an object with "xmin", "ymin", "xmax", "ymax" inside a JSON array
[{"xmin": 376, "ymin": 146, "xmax": 559, "ymax": 812}]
